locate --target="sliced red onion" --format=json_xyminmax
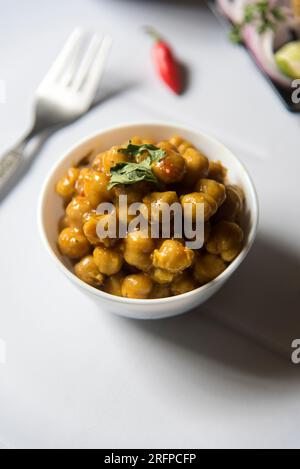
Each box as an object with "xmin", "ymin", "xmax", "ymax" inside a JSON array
[
  {"xmin": 243, "ymin": 25, "xmax": 292, "ymax": 87},
  {"xmin": 218, "ymin": 0, "xmax": 250, "ymax": 23},
  {"xmin": 217, "ymin": 0, "xmax": 294, "ymax": 87}
]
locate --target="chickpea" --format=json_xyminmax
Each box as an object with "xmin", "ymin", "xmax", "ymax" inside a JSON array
[
  {"xmin": 215, "ymin": 185, "xmax": 244, "ymax": 222},
  {"xmin": 75, "ymin": 168, "xmax": 92, "ymax": 195},
  {"xmin": 143, "ymin": 191, "xmax": 179, "ymax": 223},
  {"xmin": 125, "ymin": 230, "xmax": 154, "ymax": 255},
  {"xmin": 114, "ymin": 182, "xmax": 150, "ymax": 205},
  {"xmin": 169, "ymin": 136, "xmax": 193, "ymax": 155},
  {"xmin": 150, "ymin": 284, "xmax": 171, "ymax": 299},
  {"xmin": 208, "ymin": 160, "xmax": 227, "ymax": 183},
  {"xmin": 143, "ymin": 191, "xmax": 178, "ymax": 207},
  {"xmin": 171, "ymin": 272, "xmax": 197, "ymax": 296},
  {"xmin": 124, "ymin": 230, "xmax": 155, "ymax": 271},
  {"xmin": 58, "ymin": 227, "xmax": 90, "ymax": 259},
  {"xmin": 91, "ymin": 152, "xmax": 105, "ymax": 172},
  {"xmin": 121, "ymin": 273, "xmax": 153, "ymax": 299},
  {"xmin": 158, "ymin": 140, "xmax": 178, "ymax": 151},
  {"xmin": 66, "ymin": 196, "xmax": 92, "ymax": 228},
  {"xmin": 169, "ymin": 135, "xmax": 185, "ymax": 149},
  {"xmin": 180, "ymin": 192, "xmax": 218, "ymax": 222},
  {"xmin": 206, "ymin": 221, "xmax": 244, "ymax": 262},
  {"xmin": 93, "ymin": 246, "xmax": 123, "ymax": 276},
  {"xmin": 123, "ymin": 241, "xmax": 153, "ymax": 270},
  {"xmin": 194, "ymin": 178, "xmax": 226, "ymax": 207},
  {"xmin": 115, "ymin": 203, "xmax": 137, "ymax": 227},
  {"xmin": 83, "ymin": 213, "xmax": 116, "ymax": 247},
  {"xmin": 58, "ymin": 214, "xmax": 71, "ymax": 231},
  {"xmin": 181, "ymin": 148, "xmax": 209, "ymax": 186},
  {"xmin": 152, "ymin": 240, "xmax": 194, "ymax": 273},
  {"xmin": 129, "ymin": 136, "xmax": 143, "ymax": 145},
  {"xmin": 103, "ymin": 272, "xmax": 125, "ymax": 297},
  {"xmin": 74, "ymin": 255, "xmax": 104, "ymax": 287},
  {"xmin": 193, "ymin": 251, "xmax": 227, "ymax": 285},
  {"xmin": 97, "ymin": 146, "xmax": 129, "ymax": 175},
  {"xmin": 142, "ymin": 138, "xmax": 156, "ymax": 145},
  {"xmin": 150, "ymin": 267, "xmax": 176, "ymax": 284},
  {"xmin": 83, "ymin": 170, "xmax": 113, "ymax": 207},
  {"xmin": 152, "ymin": 142, "xmax": 186, "ymax": 184},
  {"xmin": 82, "ymin": 209, "xmax": 96, "ymax": 225},
  {"xmin": 56, "ymin": 167, "xmax": 80, "ymax": 201}
]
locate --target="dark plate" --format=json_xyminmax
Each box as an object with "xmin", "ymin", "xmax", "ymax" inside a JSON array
[{"xmin": 206, "ymin": 0, "xmax": 300, "ymax": 112}]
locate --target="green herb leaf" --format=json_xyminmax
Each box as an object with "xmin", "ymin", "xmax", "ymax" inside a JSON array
[
  {"xmin": 229, "ymin": 24, "xmax": 243, "ymax": 44},
  {"xmin": 119, "ymin": 143, "xmax": 166, "ymax": 163},
  {"xmin": 229, "ymin": 0, "xmax": 285, "ymax": 45},
  {"xmin": 271, "ymin": 6, "xmax": 286, "ymax": 22},
  {"xmin": 107, "ymin": 161, "xmax": 159, "ymax": 190},
  {"xmin": 244, "ymin": 4, "xmax": 256, "ymax": 23},
  {"xmin": 257, "ymin": 0, "xmax": 268, "ymax": 14},
  {"xmin": 108, "ymin": 142, "xmax": 166, "ymax": 190}
]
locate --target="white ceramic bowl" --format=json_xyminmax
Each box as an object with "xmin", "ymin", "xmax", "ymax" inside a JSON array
[{"xmin": 38, "ymin": 122, "xmax": 259, "ymax": 320}]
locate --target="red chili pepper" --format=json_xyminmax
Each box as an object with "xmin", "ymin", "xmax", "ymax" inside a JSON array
[{"xmin": 145, "ymin": 27, "xmax": 182, "ymax": 95}]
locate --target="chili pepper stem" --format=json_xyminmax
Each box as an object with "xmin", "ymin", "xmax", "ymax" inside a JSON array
[{"xmin": 143, "ymin": 25, "xmax": 163, "ymax": 43}]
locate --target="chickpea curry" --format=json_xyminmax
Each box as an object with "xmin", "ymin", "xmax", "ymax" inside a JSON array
[{"xmin": 56, "ymin": 135, "xmax": 245, "ymax": 299}]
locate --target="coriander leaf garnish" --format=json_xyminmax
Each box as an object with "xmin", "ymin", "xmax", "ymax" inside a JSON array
[
  {"xmin": 229, "ymin": 0, "xmax": 286, "ymax": 44},
  {"xmin": 107, "ymin": 161, "xmax": 158, "ymax": 190},
  {"xmin": 119, "ymin": 143, "xmax": 166, "ymax": 163},
  {"xmin": 108, "ymin": 143, "xmax": 166, "ymax": 190},
  {"xmin": 229, "ymin": 24, "xmax": 243, "ymax": 44}
]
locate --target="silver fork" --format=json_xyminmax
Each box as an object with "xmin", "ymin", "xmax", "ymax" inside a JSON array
[{"xmin": 0, "ymin": 29, "xmax": 112, "ymax": 193}]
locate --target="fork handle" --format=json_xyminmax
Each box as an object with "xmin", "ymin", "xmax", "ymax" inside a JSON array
[{"xmin": 0, "ymin": 145, "xmax": 24, "ymax": 192}]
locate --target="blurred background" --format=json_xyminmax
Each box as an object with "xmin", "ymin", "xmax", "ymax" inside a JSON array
[{"xmin": 2, "ymin": 0, "xmax": 296, "ymax": 155}]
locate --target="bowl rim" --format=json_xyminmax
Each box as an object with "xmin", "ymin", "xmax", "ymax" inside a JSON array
[{"xmin": 38, "ymin": 120, "xmax": 259, "ymax": 305}]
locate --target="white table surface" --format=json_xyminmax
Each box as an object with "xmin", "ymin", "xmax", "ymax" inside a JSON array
[{"xmin": 0, "ymin": 0, "xmax": 300, "ymax": 449}]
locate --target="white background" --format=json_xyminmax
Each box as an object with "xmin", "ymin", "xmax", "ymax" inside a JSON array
[{"xmin": 0, "ymin": 0, "xmax": 300, "ymax": 449}]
